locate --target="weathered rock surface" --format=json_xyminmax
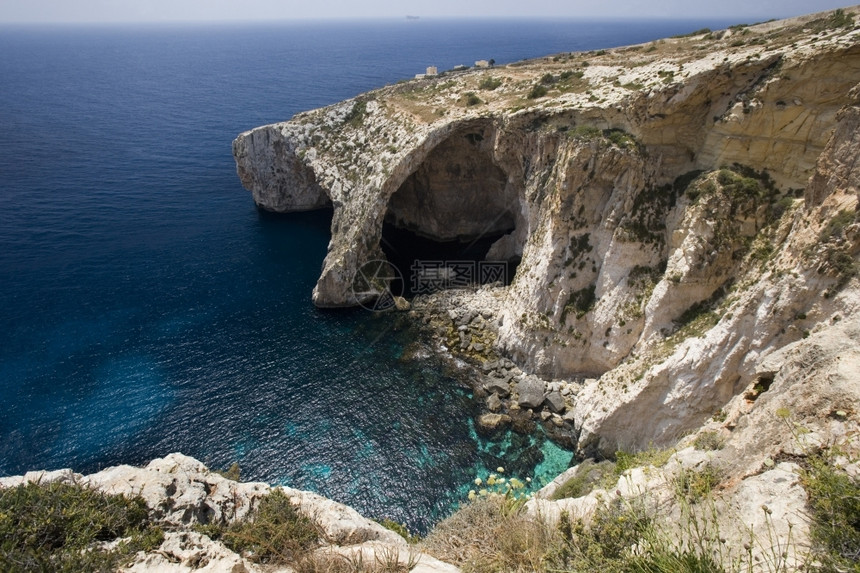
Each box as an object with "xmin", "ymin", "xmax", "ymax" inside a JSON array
[
  {"xmin": 86, "ymin": 454, "xmax": 270, "ymax": 527},
  {"xmin": 529, "ymin": 313, "xmax": 860, "ymax": 571},
  {"xmin": 0, "ymin": 453, "xmax": 459, "ymax": 573},
  {"xmin": 124, "ymin": 532, "xmax": 251, "ymax": 573},
  {"xmin": 234, "ymin": 7, "xmax": 860, "ymax": 459}
]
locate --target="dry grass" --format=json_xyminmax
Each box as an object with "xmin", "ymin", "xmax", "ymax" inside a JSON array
[
  {"xmin": 295, "ymin": 545, "xmax": 418, "ymax": 573},
  {"xmin": 421, "ymin": 495, "xmax": 556, "ymax": 572}
]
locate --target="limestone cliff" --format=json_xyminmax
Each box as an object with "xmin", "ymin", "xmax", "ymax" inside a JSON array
[{"xmin": 233, "ymin": 8, "xmax": 860, "ymax": 459}]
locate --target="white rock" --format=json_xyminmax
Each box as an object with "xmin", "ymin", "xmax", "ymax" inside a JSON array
[{"xmin": 124, "ymin": 532, "xmax": 254, "ymax": 573}]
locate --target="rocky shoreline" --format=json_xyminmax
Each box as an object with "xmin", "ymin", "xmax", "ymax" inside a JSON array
[{"xmin": 405, "ymin": 287, "xmax": 580, "ymax": 449}]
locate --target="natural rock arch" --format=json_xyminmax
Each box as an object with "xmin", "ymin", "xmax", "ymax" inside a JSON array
[
  {"xmin": 385, "ymin": 122, "xmax": 517, "ymax": 242},
  {"xmin": 380, "ymin": 120, "xmax": 524, "ymax": 292}
]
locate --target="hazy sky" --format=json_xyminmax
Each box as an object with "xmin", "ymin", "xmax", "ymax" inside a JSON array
[{"xmin": 0, "ymin": 0, "xmax": 853, "ymax": 23}]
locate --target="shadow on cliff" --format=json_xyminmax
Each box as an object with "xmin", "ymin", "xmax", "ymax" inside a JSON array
[{"xmin": 381, "ymin": 222, "xmax": 520, "ymax": 298}]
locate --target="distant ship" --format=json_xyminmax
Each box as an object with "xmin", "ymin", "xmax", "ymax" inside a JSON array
[{"xmin": 406, "ymin": 15, "xmax": 420, "ymax": 20}]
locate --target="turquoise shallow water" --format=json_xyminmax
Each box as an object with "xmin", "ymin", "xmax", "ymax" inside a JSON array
[{"xmin": 0, "ymin": 18, "xmax": 733, "ymax": 532}]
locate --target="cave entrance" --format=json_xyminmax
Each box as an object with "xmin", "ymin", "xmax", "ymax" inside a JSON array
[{"xmin": 382, "ymin": 123, "xmax": 521, "ymax": 297}]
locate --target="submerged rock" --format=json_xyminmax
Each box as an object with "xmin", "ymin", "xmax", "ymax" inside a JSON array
[{"xmin": 477, "ymin": 413, "xmax": 512, "ymax": 432}]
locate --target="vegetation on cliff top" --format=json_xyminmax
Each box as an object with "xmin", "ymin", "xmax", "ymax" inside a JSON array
[
  {"xmin": 358, "ymin": 8, "xmax": 860, "ymax": 130},
  {"xmin": 0, "ymin": 481, "xmax": 163, "ymax": 572},
  {"xmin": 423, "ymin": 443, "xmax": 859, "ymax": 573}
]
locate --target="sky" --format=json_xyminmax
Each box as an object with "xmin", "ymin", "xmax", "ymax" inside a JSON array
[{"xmin": 0, "ymin": 0, "xmax": 854, "ymax": 23}]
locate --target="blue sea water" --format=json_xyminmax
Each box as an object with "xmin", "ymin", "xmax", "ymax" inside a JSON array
[{"xmin": 0, "ymin": 18, "xmax": 734, "ymax": 532}]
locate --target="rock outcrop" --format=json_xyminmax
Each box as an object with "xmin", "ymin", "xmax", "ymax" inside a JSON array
[
  {"xmin": 527, "ymin": 314, "xmax": 860, "ymax": 570},
  {"xmin": 0, "ymin": 453, "xmax": 459, "ymax": 573},
  {"xmin": 234, "ymin": 7, "xmax": 860, "ymax": 461}
]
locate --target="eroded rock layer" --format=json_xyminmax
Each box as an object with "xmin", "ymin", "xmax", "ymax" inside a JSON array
[{"xmin": 233, "ymin": 8, "xmax": 860, "ymax": 457}]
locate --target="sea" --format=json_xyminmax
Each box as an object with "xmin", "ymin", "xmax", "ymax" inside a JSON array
[{"xmin": 0, "ymin": 17, "xmax": 735, "ymax": 533}]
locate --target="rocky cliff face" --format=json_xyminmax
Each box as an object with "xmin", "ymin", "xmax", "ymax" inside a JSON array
[{"xmin": 233, "ymin": 8, "xmax": 860, "ymax": 459}]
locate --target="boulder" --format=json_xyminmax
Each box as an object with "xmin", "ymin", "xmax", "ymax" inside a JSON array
[
  {"xmin": 480, "ymin": 359, "xmax": 499, "ymax": 373},
  {"xmin": 509, "ymin": 408, "xmax": 537, "ymax": 434},
  {"xmin": 484, "ymin": 376, "xmax": 511, "ymax": 397},
  {"xmin": 477, "ymin": 413, "xmax": 512, "ymax": 431},
  {"xmin": 515, "ymin": 377, "xmax": 546, "ymax": 409},
  {"xmin": 545, "ymin": 391, "xmax": 565, "ymax": 413}
]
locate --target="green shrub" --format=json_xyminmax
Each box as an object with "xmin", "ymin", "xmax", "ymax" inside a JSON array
[
  {"xmin": 562, "ymin": 285, "xmax": 597, "ymax": 321},
  {"xmin": 800, "ymin": 452, "xmax": 860, "ymax": 570},
  {"xmin": 829, "ymin": 8, "xmax": 855, "ymax": 28},
  {"xmin": 687, "ymin": 179, "xmax": 717, "ymax": 203},
  {"xmin": 693, "ymin": 431, "xmax": 726, "ymax": 451},
  {"xmin": 820, "ymin": 208, "xmax": 856, "ymax": 242},
  {"xmin": 464, "ymin": 92, "xmax": 483, "ymax": 106},
  {"xmin": 673, "ymin": 27, "xmax": 712, "ymax": 38},
  {"xmin": 378, "ymin": 519, "xmax": 421, "ymax": 544},
  {"xmin": 716, "ymin": 169, "xmax": 762, "ymax": 200},
  {"xmin": 478, "ymin": 76, "xmax": 502, "ymax": 90},
  {"xmin": 0, "ymin": 481, "xmax": 162, "ymax": 573},
  {"xmin": 615, "ymin": 446, "xmax": 675, "ymax": 474},
  {"xmin": 551, "ymin": 460, "xmax": 617, "ymax": 500},
  {"xmin": 819, "ymin": 245, "xmax": 859, "ymax": 287},
  {"xmin": 807, "ymin": 208, "xmax": 858, "ymax": 289},
  {"xmin": 559, "ymin": 70, "xmax": 584, "ymax": 80},
  {"xmin": 343, "ymin": 100, "xmax": 368, "ymax": 127},
  {"xmin": 568, "ymin": 233, "xmax": 593, "ymax": 261},
  {"xmin": 604, "ymin": 129, "xmax": 638, "ymax": 149},
  {"xmin": 214, "ymin": 462, "xmax": 241, "ymax": 481},
  {"xmin": 551, "ymin": 473, "xmax": 592, "ymax": 501},
  {"xmin": 811, "ymin": 8, "xmax": 855, "ymax": 30},
  {"xmin": 552, "ymin": 497, "xmax": 652, "ymax": 570},
  {"xmin": 568, "ymin": 125, "xmax": 602, "ymax": 140},
  {"xmin": 669, "ymin": 295, "xmax": 724, "ymax": 344},
  {"xmin": 674, "ymin": 465, "xmax": 722, "ymax": 503},
  {"xmin": 528, "ymin": 84, "xmax": 549, "ymax": 99},
  {"xmin": 215, "ymin": 489, "xmax": 320, "ymax": 564},
  {"xmin": 770, "ymin": 196, "xmax": 796, "ymax": 220}
]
